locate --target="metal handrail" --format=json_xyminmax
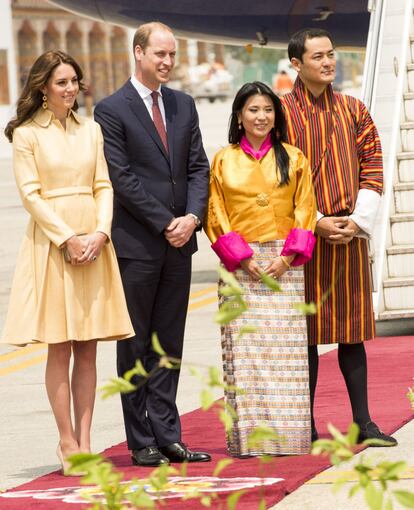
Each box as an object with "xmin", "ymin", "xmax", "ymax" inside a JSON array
[{"xmin": 362, "ymin": 0, "xmax": 385, "ymax": 111}]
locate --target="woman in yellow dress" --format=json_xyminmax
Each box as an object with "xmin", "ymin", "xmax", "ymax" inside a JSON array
[
  {"xmin": 205, "ymin": 82, "xmax": 316, "ymax": 457},
  {"xmin": 2, "ymin": 51, "xmax": 134, "ymax": 473}
]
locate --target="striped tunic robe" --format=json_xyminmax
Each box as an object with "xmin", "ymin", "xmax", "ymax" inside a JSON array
[{"xmin": 281, "ymin": 79, "xmax": 383, "ymax": 344}]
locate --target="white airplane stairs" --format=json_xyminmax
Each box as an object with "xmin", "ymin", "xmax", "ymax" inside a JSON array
[{"xmin": 365, "ymin": 0, "xmax": 414, "ymax": 323}]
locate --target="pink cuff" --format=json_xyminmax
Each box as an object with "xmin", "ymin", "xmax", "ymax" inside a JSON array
[
  {"xmin": 280, "ymin": 228, "xmax": 316, "ymax": 266},
  {"xmin": 211, "ymin": 231, "xmax": 254, "ymax": 272}
]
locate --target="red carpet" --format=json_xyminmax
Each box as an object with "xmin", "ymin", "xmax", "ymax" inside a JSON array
[{"xmin": 1, "ymin": 336, "xmax": 413, "ymax": 509}]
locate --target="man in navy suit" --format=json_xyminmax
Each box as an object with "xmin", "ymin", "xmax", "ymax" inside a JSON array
[{"xmin": 95, "ymin": 22, "xmax": 211, "ymax": 467}]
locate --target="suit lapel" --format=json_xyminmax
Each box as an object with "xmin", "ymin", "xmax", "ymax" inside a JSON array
[
  {"xmin": 123, "ymin": 81, "xmax": 170, "ymax": 162},
  {"xmin": 162, "ymin": 86, "xmax": 176, "ymax": 174}
]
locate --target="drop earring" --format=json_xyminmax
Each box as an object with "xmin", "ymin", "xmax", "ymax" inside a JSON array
[
  {"xmin": 238, "ymin": 121, "xmax": 242, "ymax": 130},
  {"xmin": 42, "ymin": 94, "xmax": 48, "ymax": 110}
]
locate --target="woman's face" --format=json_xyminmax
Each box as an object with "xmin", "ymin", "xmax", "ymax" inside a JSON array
[
  {"xmin": 238, "ymin": 93, "xmax": 275, "ymax": 142},
  {"xmin": 42, "ymin": 63, "xmax": 79, "ymax": 114}
]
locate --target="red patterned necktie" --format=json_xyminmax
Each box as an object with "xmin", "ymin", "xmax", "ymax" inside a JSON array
[{"xmin": 151, "ymin": 91, "xmax": 168, "ymax": 152}]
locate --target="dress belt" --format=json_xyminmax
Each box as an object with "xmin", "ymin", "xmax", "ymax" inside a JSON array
[{"xmin": 41, "ymin": 186, "xmax": 93, "ymax": 199}]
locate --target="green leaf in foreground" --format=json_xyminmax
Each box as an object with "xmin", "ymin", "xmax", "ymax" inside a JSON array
[
  {"xmin": 260, "ymin": 272, "xmax": 282, "ymax": 292},
  {"xmin": 293, "ymin": 302, "xmax": 317, "ymax": 315},
  {"xmin": 99, "ymin": 377, "xmax": 137, "ymax": 399},
  {"xmin": 407, "ymin": 386, "xmax": 414, "ymax": 410},
  {"xmin": 218, "ymin": 408, "xmax": 234, "ymax": 433},
  {"xmin": 124, "ymin": 360, "xmax": 148, "ymax": 381},
  {"xmin": 247, "ymin": 424, "xmax": 277, "ymax": 448},
  {"xmin": 152, "ymin": 332, "xmax": 167, "ymax": 356},
  {"xmin": 364, "ymin": 482, "xmax": 383, "ymax": 510},
  {"xmin": 393, "ymin": 490, "xmax": 414, "ymax": 508},
  {"xmin": 227, "ymin": 490, "xmax": 247, "ymax": 510},
  {"xmin": 213, "ymin": 458, "xmax": 233, "ymax": 477},
  {"xmin": 200, "ymin": 389, "xmax": 215, "ymax": 411},
  {"xmin": 215, "ymin": 300, "xmax": 247, "ymax": 324},
  {"xmin": 218, "ymin": 266, "xmax": 244, "ymax": 294}
]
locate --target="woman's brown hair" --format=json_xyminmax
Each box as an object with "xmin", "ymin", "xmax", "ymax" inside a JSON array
[{"xmin": 5, "ymin": 50, "xmax": 86, "ymax": 142}]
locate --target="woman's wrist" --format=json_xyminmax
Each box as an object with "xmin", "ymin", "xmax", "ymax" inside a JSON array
[{"xmin": 280, "ymin": 255, "xmax": 293, "ymax": 268}]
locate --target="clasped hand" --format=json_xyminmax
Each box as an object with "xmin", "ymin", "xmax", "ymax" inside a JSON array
[
  {"xmin": 65, "ymin": 232, "xmax": 107, "ymax": 265},
  {"xmin": 164, "ymin": 215, "xmax": 196, "ymax": 248},
  {"xmin": 316, "ymin": 216, "xmax": 360, "ymax": 244},
  {"xmin": 240, "ymin": 256, "xmax": 292, "ymax": 280}
]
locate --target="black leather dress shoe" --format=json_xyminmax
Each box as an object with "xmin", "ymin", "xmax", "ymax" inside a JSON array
[
  {"xmin": 159, "ymin": 442, "xmax": 211, "ymax": 463},
  {"xmin": 131, "ymin": 446, "xmax": 170, "ymax": 467},
  {"xmin": 358, "ymin": 421, "xmax": 398, "ymax": 447}
]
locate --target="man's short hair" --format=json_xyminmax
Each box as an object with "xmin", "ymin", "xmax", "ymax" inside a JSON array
[
  {"xmin": 132, "ymin": 21, "xmax": 174, "ymax": 53},
  {"xmin": 288, "ymin": 28, "xmax": 334, "ymax": 62}
]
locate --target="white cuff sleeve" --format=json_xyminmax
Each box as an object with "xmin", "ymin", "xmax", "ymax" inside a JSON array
[
  {"xmin": 349, "ymin": 188, "xmax": 381, "ymax": 238},
  {"xmin": 316, "ymin": 210, "xmax": 324, "ymax": 222}
]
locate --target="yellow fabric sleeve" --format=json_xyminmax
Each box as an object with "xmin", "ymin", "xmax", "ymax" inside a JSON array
[
  {"xmin": 292, "ymin": 151, "xmax": 317, "ymax": 232},
  {"xmin": 204, "ymin": 151, "xmax": 232, "ymax": 244},
  {"xmin": 12, "ymin": 127, "xmax": 76, "ymax": 248}
]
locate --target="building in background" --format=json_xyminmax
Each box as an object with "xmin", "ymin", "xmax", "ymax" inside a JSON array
[
  {"xmin": 12, "ymin": 0, "xmax": 131, "ymax": 105},
  {"xmin": 0, "ymin": 0, "xmax": 363, "ymax": 157}
]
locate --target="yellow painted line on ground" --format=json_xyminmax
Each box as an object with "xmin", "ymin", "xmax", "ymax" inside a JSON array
[
  {"xmin": 189, "ymin": 284, "xmax": 217, "ymax": 300},
  {"xmin": 0, "ymin": 354, "xmax": 47, "ymax": 376},
  {"xmin": 188, "ymin": 295, "xmax": 218, "ymax": 311},
  {"xmin": 306, "ymin": 466, "xmax": 414, "ymax": 484},
  {"xmin": 0, "ymin": 286, "xmax": 218, "ymax": 376},
  {"xmin": 0, "ymin": 343, "xmax": 46, "ymax": 363}
]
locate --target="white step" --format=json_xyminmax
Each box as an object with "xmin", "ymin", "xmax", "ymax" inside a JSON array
[
  {"xmin": 387, "ymin": 244, "xmax": 414, "ymax": 276},
  {"xmin": 400, "ymin": 121, "xmax": 414, "ymax": 151},
  {"xmin": 378, "ymin": 308, "xmax": 414, "ymax": 320},
  {"xmin": 397, "ymin": 151, "xmax": 414, "ymax": 182},
  {"xmin": 403, "ymin": 92, "xmax": 414, "ymax": 121},
  {"xmin": 394, "ymin": 182, "xmax": 414, "ymax": 212},
  {"xmin": 407, "ymin": 63, "xmax": 414, "ymax": 93},
  {"xmin": 410, "ymin": 35, "xmax": 414, "ymax": 64},
  {"xmin": 383, "ymin": 276, "xmax": 414, "ymax": 310},
  {"xmin": 390, "ymin": 213, "xmax": 414, "ymax": 244}
]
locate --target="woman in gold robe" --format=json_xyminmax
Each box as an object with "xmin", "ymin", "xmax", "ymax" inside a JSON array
[
  {"xmin": 2, "ymin": 51, "xmax": 134, "ymax": 474},
  {"xmin": 205, "ymin": 81, "xmax": 316, "ymax": 456}
]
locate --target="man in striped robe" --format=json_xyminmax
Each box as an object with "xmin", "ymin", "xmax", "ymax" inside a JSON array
[{"xmin": 281, "ymin": 28, "xmax": 397, "ymax": 446}]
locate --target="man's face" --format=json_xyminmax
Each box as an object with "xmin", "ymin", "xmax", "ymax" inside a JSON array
[
  {"xmin": 292, "ymin": 36, "xmax": 336, "ymax": 88},
  {"xmin": 135, "ymin": 29, "xmax": 176, "ymax": 90}
]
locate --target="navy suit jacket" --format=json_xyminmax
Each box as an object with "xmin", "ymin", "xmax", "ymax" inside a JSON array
[{"xmin": 94, "ymin": 80, "xmax": 210, "ymax": 260}]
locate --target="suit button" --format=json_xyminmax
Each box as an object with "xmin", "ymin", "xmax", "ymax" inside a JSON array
[
  {"xmin": 172, "ymin": 179, "xmax": 176, "ymax": 185},
  {"xmin": 170, "ymin": 203, "xmax": 175, "ymax": 209}
]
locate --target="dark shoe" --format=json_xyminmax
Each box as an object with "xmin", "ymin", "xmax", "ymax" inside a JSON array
[
  {"xmin": 159, "ymin": 442, "xmax": 211, "ymax": 463},
  {"xmin": 131, "ymin": 446, "xmax": 170, "ymax": 467},
  {"xmin": 358, "ymin": 421, "xmax": 398, "ymax": 447}
]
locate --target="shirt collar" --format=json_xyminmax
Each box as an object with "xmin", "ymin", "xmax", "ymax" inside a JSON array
[
  {"xmin": 240, "ymin": 133, "xmax": 273, "ymax": 160},
  {"xmin": 130, "ymin": 75, "xmax": 162, "ymax": 100},
  {"xmin": 32, "ymin": 108, "xmax": 81, "ymax": 127},
  {"xmin": 293, "ymin": 77, "xmax": 335, "ymax": 112}
]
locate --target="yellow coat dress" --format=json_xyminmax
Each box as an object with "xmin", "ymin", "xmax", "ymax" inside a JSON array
[{"xmin": 1, "ymin": 108, "xmax": 134, "ymax": 345}]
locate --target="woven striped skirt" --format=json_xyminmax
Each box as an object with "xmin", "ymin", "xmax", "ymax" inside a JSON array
[
  {"xmin": 305, "ymin": 236, "xmax": 375, "ymax": 345},
  {"xmin": 220, "ymin": 241, "xmax": 311, "ymax": 457}
]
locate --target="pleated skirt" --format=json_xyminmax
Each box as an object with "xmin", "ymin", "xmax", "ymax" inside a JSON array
[{"xmin": 220, "ymin": 240, "xmax": 311, "ymax": 457}]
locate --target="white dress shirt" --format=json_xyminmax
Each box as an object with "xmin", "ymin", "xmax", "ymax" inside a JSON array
[
  {"xmin": 317, "ymin": 188, "xmax": 381, "ymax": 239},
  {"xmin": 130, "ymin": 75, "xmax": 167, "ymax": 128}
]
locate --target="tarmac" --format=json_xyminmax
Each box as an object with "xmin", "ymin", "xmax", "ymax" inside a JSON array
[{"xmin": 0, "ymin": 98, "xmax": 413, "ymax": 508}]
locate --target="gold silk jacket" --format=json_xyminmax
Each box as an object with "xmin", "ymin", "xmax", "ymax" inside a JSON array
[{"xmin": 205, "ymin": 143, "xmax": 316, "ymax": 244}]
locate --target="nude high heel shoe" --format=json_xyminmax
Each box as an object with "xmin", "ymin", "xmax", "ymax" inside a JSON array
[{"xmin": 56, "ymin": 443, "xmax": 86, "ymax": 477}]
